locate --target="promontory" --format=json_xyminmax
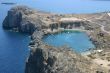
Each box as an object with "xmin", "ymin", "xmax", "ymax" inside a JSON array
[{"xmin": 3, "ymin": 6, "xmax": 110, "ymax": 73}]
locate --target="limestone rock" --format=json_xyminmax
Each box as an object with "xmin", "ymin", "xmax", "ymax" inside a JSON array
[
  {"xmin": 3, "ymin": 6, "xmax": 109, "ymax": 73},
  {"xmin": 3, "ymin": 6, "xmax": 43, "ymax": 34}
]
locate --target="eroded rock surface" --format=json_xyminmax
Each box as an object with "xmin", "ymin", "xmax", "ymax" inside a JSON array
[
  {"xmin": 3, "ymin": 6, "xmax": 110, "ymax": 73},
  {"xmin": 3, "ymin": 6, "xmax": 43, "ymax": 34}
]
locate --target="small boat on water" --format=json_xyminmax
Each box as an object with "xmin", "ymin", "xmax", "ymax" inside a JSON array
[{"xmin": 1, "ymin": 2, "xmax": 16, "ymax": 5}]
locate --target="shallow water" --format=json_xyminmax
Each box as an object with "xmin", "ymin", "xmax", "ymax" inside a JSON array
[{"xmin": 43, "ymin": 31, "xmax": 95, "ymax": 53}]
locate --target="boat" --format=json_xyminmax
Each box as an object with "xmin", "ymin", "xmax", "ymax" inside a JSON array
[{"xmin": 1, "ymin": 2, "xmax": 16, "ymax": 5}]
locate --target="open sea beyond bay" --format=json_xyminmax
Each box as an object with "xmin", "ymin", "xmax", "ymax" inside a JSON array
[{"xmin": 0, "ymin": 0, "xmax": 110, "ymax": 73}]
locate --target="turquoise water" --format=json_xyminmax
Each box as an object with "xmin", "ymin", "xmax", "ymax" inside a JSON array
[
  {"xmin": 43, "ymin": 31, "xmax": 95, "ymax": 53},
  {"xmin": 0, "ymin": 0, "xmax": 109, "ymax": 73}
]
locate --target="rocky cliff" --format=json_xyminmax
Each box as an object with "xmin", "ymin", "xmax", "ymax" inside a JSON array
[
  {"xmin": 3, "ymin": 6, "xmax": 44, "ymax": 34},
  {"xmin": 26, "ymin": 30, "xmax": 106, "ymax": 73},
  {"xmin": 3, "ymin": 6, "xmax": 109, "ymax": 73}
]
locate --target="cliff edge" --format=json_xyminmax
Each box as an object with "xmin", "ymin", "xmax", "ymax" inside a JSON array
[
  {"xmin": 3, "ymin": 6, "xmax": 43, "ymax": 34},
  {"xmin": 3, "ymin": 6, "xmax": 109, "ymax": 73}
]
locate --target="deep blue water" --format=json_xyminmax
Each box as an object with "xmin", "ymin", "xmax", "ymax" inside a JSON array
[
  {"xmin": 0, "ymin": 3, "xmax": 30, "ymax": 73},
  {"xmin": 1, "ymin": 0, "xmax": 110, "ymax": 14},
  {"xmin": 0, "ymin": 0, "xmax": 110, "ymax": 73},
  {"xmin": 43, "ymin": 31, "xmax": 95, "ymax": 53}
]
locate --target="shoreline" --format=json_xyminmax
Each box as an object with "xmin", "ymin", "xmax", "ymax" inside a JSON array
[
  {"xmin": 2, "ymin": 6, "xmax": 110, "ymax": 73},
  {"xmin": 81, "ymin": 49, "xmax": 103, "ymax": 56}
]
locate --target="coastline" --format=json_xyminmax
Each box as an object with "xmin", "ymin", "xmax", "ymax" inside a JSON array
[
  {"xmin": 2, "ymin": 6, "xmax": 110, "ymax": 73},
  {"xmin": 81, "ymin": 49, "xmax": 103, "ymax": 56}
]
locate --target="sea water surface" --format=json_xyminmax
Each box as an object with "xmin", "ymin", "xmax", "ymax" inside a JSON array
[
  {"xmin": 0, "ymin": 0, "xmax": 110, "ymax": 73},
  {"xmin": 43, "ymin": 31, "xmax": 95, "ymax": 53},
  {"xmin": 0, "ymin": 3, "xmax": 30, "ymax": 73}
]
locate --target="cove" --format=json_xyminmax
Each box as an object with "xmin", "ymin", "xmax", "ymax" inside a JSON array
[
  {"xmin": 43, "ymin": 31, "xmax": 95, "ymax": 53},
  {"xmin": 0, "ymin": 0, "xmax": 110, "ymax": 73}
]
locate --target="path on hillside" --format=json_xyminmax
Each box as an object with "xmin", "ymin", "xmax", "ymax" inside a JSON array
[{"xmin": 84, "ymin": 13, "xmax": 110, "ymax": 35}]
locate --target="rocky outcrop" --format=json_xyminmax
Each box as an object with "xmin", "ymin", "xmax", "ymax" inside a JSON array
[
  {"xmin": 3, "ymin": 6, "xmax": 43, "ymax": 34},
  {"xmin": 26, "ymin": 29, "xmax": 107, "ymax": 73},
  {"xmin": 25, "ymin": 47, "xmax": 57, "ymax": 73},
  {"xmin": 3, "ymin": 6, "xmax": 110, "ymax": 73}
]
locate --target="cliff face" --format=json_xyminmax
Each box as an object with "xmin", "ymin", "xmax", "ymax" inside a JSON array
[
  {"xmin": 3, "ymin": 6, "xmax": 109, "ymax": 73},
  {"xmin": 26, "ymin": 30, "xmax": 106, "ymax": 73},
  {"xmin": 3, "ymin": 6, "xmax": 43, "ymax": 34}
]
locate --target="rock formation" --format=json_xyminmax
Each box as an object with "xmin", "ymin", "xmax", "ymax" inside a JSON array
[
  {"xmin": 3, "ymin": 6, "xmax": 43, "ymax": 34},
  {"xmin": 3, "ymin": 6, "xmax": 110, "ymax": 73}
]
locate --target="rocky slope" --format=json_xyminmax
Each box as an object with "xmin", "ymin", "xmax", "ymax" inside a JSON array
[
  {"xmin": 3, "ymin": 6, "xmax": 110, "ymax": 73},
  {"xmin": 3, "ymin": 6, "xmax": 45, "ymax": 34}
]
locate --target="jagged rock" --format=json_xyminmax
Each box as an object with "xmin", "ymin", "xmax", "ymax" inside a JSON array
[
  {"xmin": 25, "ymin": 47, "xmax": 55, "ymax": 73},
  {"xmin": 3, "ymin": 9, "xmax": 22, "ymax": 29},
  {"xmin": 26, "ymin": 41, "xmax": 107, "ymax": 73},
  {"xmin": 3, "ymin": 6, "xmax": 110, "ymax": 73},
  {"xmin": 3, "ymin": 6, "xmax": 43, "ymax": 34}
]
